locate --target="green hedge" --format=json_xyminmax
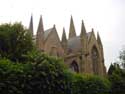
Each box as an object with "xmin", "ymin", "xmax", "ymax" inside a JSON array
[
  {"xmin": 71, "ymin": 74, "xmax": 111, "ymax": 94},
  {"xmin": 0, "ymin": 56, "xmax": 111, "ymax": 94},
  {"xmin": 0, "ymin": 57, "xmax": 70, "ymax": 94}
]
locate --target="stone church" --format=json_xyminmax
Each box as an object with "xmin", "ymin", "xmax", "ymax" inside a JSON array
[{"xmin": 29, "ymin": 15, "xmax": 106, "ymax": 76}]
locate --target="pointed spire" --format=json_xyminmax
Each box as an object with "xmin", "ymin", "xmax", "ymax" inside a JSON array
[
  {"xmin": 92, "ymin": 28, "xmax": 94, "ymax": 32},
  {"xmin": 80, "ymin": 20, "xmax": 86, "ymax": 37},
  {"xmin": 37, "ymin": 15, "xmax": 44, "ymax": 34},
  {"xmin": 91, "ymin": 28, "xmax": 95, "ymax": 36},
  {"xmin": 97, "ymin": 32, "xmax": 102, "ymax": 46},
  {"xmin": 29, "ymin": 15, "xmax": 33, "ymax": 36},
  {"xmin": 62, "ymin": 27, "xmax": 67, "ymax": 42},
  {"xmin": 53, "ymin": 24, "xmax": 56, "ymax": 28},
  {"xmin": 36, "ymin": 15, "xmax": 44, "ymax": 50},
  {"xmin": 69, "ymin": 15, "xmax": 76, "ymax": 39},
  {"xmin": 61, "ymin": 27, "xmax": 67, "ymax": 53}
]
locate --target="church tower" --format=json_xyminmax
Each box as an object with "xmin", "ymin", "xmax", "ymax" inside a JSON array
[{"xmin": 36, "ymin": 15, "xmax": 44, "ymax": 51}]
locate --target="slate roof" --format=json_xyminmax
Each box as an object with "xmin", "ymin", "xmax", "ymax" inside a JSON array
[
  {"xmin": 67, "ymin": 32, "xmax": 92, "ymax": 53},
  {"xmin": 67, "ymin": 36, "xmax": 82, "ymax": 53}
]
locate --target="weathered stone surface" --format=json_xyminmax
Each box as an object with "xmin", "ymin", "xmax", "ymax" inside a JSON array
[{"xmin": 29, "ymin": 16, "xmax": 106, "ymax": 76}]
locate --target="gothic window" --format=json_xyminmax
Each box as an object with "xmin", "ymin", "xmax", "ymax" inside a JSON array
[
  {"xmin": 91, "ymin": 46, "xmax": 99, "ymax": 75},
  {"xmin": 70, "ymin": 61, "xmax": 79, "ymax": 73}
]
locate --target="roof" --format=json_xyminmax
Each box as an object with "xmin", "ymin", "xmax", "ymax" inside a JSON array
[
  {"xmin": 44, "ymin": 28, "xmax": 53, "ymax": 40},
  {"xmin": 67, "ymin": 32, "xmax": 92, "ymax": 53},
  {"xmin": 67, "ymin": 36, "xmax": 82, "ymax": 53}
]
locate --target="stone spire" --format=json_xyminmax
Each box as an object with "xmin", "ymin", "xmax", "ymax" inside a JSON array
[
  {"xmin": 80, "ymin": 20, "xmax": 86, "ymax": 38},
  {"xmin": 62, "ymin": 28, "xmax": 67, "ymax": 43},
  {"xmin": 36, "ymin": 15, "xmax": 44, "ymax": 51},
  {"xmin": 69, "ymin": 15, "xmax": 76, "ymax": 39},
  {"xmin": 97, "ymin": 32, "xmax": 102, "ymax": 46},
  {"xmin": 80, "ymin": 20, "xmax": 87, "ymax": 55},
  {"xmin": 61, "ymin": 28, "xmax": 67, "ymax": 54},
  {"xmin": 29, "ymin": 15, "xmax": 33, "ymax": 36}
]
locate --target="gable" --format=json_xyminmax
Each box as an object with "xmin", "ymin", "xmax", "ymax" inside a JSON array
[{"xmin": 44, "ymin": 28, "xmax": 64, "ymax": 56}]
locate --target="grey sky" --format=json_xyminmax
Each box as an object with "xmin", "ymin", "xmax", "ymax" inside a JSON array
[{"xmin": 0, "ymin": 0, "xmax": 124, "ymax": 70}]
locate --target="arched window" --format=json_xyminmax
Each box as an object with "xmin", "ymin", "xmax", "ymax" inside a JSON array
[
  {"xmin": 91, "ymin": 46, "xmax": 99, "ymax": 75},
  {"xmin": 70, "ymin": 61, "xmax": 79, "ymax": 73}
]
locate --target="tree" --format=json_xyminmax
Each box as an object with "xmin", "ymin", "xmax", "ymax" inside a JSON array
[
  {"xmin": 108, "ymin": 63, "xmax": 125, "ymax": 94},
  {"xmin": 0, "ymin": 23, "xmax": 34, "ymax": 62},
  {"xmin": 119, "ymin": 47, "xmax": 125, "ymax": 69}
]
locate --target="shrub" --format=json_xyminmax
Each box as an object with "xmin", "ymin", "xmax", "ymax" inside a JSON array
[
  {"xmin": 71, "ymin": 74, "xmax": 111, "ymax": 94},
  {"xmin": 0, "ymin": 56, "xmax": 70, "ymax": 94}
]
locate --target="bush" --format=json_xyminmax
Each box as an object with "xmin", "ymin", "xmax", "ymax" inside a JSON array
[
  {"xmin": 71, "ymin": 74, "xmax": 111, "ymax": 94},
  {"xmin": 108, "ymin": 63, "xmax": 125, "ymax": 94},
  {"xmin": 0, "ymin": 55, "xmax": 70, "ymax": 94},
  {"xmin": 0, "ymin": 57, "xmax": 111, "ymax": 94}
]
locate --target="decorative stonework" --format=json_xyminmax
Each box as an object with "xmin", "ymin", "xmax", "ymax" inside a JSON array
[{"xmin": 29, "ymin": 15, "xmax": 106, "ymax": 76}]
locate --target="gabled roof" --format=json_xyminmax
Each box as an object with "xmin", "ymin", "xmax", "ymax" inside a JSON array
[{"xmin": 44, "ymin": 28, "xmax": 53, "ymax": 40}]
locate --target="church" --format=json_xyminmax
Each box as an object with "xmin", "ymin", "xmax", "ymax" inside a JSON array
[{"xmin": 29, "ymin": 15, "xmax": 106, "ymax": 76}]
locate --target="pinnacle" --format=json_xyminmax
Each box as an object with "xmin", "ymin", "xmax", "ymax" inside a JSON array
[
  {"xmin": 62, "ymin": 27, "xmax": 67, "ymax": 42},
  {"xmin": 80, "ymin": 20, "xmax": 86, "ymax": 37},
  {"xmin": 29, "ymin": 15, "xmax": 34, "ymax": 36},
  {"xmin": 69, "ymin": 15, "xmax": 76, "ymax": 39},
  {"xmin": 37, "ymin": 15, "xmax": 44, "ymax": 33},
  {"xmin": 97, "ymin": 32, "xmax": 102, "ymax": 46}
]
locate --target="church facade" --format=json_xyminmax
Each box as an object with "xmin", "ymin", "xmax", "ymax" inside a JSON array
[{"xmin": 29, "ymin": 15, "xmax": 106, "ymax": 76}]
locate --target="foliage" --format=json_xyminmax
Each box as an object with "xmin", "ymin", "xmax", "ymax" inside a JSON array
[
  {"xmin": 0, "ymin": 56, "xmax": 70, "ymax": 94},
  {"xmin": 0, "ymin": 57, "xmax": 111, "ymax": 94},
  {"xmin": 119, "ymin": 47, "xmax": 125, "ymax": 69},
  {"xmin": 108, "ymin": 63, "xmax": 125, "ymax": 94},
  {"xmin": 71, "ymin": 74, "xmax": 111, "ymax": 94},
  {"xmin": 0, "ymin": 23, "xmax": 34, "ymax": 62}
]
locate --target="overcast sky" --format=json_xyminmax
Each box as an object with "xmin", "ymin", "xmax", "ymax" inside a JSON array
[{"xmin": 0, "ymin": 0, "xmax": 124, "ymax": 70}]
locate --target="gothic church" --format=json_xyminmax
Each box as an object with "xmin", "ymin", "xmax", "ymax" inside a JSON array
[{"xmin": 29, "ymin": 15, "xmax": 106, "ymax": 76}]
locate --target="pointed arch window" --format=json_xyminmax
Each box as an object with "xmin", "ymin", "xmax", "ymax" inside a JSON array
[
  {"xmin": 91, "ymin": 46, "xmax": 99, "ymax": 75},
  {"xmin": 70, "ymin": 61, "xmax": 79, "ymax": 73}
]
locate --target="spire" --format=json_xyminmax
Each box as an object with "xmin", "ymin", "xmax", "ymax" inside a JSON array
[
  {"xmin": 80, "ymin": 20, "xmax": 86, "ymax": 37},
  {"xmin": 29, "ymin": 15, "xmax": 33, "ymax": 36},
  {"xmin": 36, "ymin": 15, "xmax": 44, "ymax": 50},
  {"xmin": 69, "ymin": 15, "xmax": 76, "ymax": 39},
  {"xmin": 91, "ymin": 28, "xmax": 95, "ymax": 37},
  {"xmin": 92, "ymin": 28, "xmax": 94, "ymax": 32},
  {"xmin": 61, "ymin": 27, "xmax": 67, "ymax": 53},
  {"xmin": 37, "ymin": 15, "xmax": 44, "ymax": 34},
  {"xmin": 62, "ymin": 28, "xmax": 67, "ymax": 43},
  {"xmin": 97, "ymin": 32, "xmax": 102, "ymax": 46}
]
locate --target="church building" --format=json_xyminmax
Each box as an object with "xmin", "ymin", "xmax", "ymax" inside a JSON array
[{"xmin": 29, "ymin": 15, "xmax": 106, "ymax": 76}]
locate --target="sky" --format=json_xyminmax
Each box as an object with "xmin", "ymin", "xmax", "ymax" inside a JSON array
[{"xmin": 0, "ymin": 0, "xmax": 124, "ymax": 70}]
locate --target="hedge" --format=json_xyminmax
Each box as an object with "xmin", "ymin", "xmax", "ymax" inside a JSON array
[{"xmin": 0, "ymin": 55, "xmax": 111, "ymax": 94}]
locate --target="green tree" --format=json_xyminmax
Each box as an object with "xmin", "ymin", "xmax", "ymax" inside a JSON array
[
  {"xmin": 108, "ymin": 63, "xmax": 125, "ymax": 94},
  {"xmin": 0, "ymin": 23, "xmax": 34, "ymax": 62},
  {"xmin": 119, "ymin": 47, "xmax": 125, "ymax": 69}
]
